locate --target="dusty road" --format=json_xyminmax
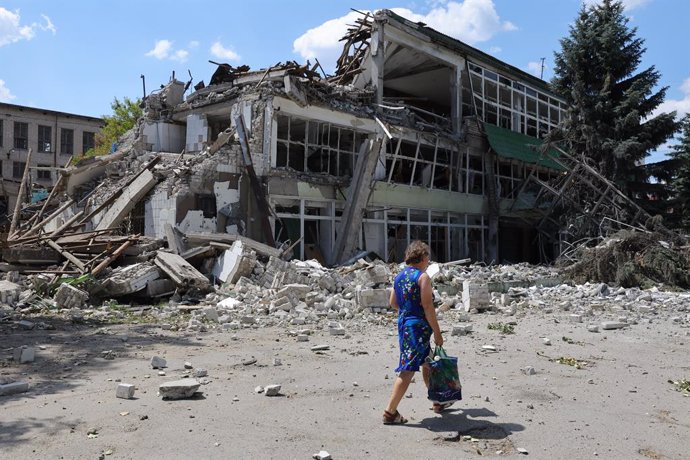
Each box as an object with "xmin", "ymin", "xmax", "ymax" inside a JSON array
[{"xmin": 1, "ymin": 309, "xmax": 689, "ymax": 460}]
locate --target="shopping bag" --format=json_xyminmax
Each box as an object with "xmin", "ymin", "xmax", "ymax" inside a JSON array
[{"xmin": 427, "ymin": 346, "xmax": 462, "ymax": 404}]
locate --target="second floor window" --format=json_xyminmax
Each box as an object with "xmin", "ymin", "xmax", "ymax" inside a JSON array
[
  {"xmin": 13, "ymin": 122, "xmax": 28, "ymax": 150},
  {"xmin": 82, "ymin": 131, "xmax": 95, "ymax": 153},
  {"xmin": 38, "ymin": 125, "xmax": 52, "ymax": 153},
  {"xmin": 60, "ymin": 128, "xmax": 74, "ymax": 155}
]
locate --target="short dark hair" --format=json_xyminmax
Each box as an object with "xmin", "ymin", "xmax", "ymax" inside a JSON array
[{"xmin": 404, "ymin": 240, "xmax": 430, "ymax": 264}]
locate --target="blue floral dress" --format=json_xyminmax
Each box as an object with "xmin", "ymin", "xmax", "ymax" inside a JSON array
[{"xmin": 394, "ymin": 266, "xmax": 432, "ymax": 372}]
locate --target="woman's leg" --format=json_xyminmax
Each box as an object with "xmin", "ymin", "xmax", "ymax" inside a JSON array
[
  {"xmin": 385, "ymin": 370, "xmax": 415, "ymax": 414},
  {"xmin": 422, "ymin": 363, "xmax": 430, "ymax": 388}
]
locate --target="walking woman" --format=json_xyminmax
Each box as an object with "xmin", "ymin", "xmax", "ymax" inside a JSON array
[{"xmin": 383, "ymin": 240, "xmax": 445, "ymax": 425}]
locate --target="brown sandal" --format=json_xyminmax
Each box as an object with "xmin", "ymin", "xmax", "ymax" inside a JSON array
[{"xmin": 383, "ymin": 410, "xmax": 408, "ymax": 425}]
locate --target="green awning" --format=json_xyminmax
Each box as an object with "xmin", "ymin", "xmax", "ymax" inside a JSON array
[{"xmin": 483, "ymin": 122, "xmax": 565, "ymax": 170}]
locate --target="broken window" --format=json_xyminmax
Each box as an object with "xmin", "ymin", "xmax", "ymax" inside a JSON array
[
  {"xmin": 13, "ymin": 161, "xmax": 26, "ymax": 179},
  {"xmin": 82, "ymin": 131, "xmax": 95, "ymax": 153},
  {"xmin": 13, "ymin": 122, "xmax": 28, "ymax": 150},
  {"xmin": 196, "ymin": 195, "xmax": 217, "ymax": 219},
  {"xmin": 38, "ymin": 125, "xmax": 52, "ymax": 153},
  {"xmin": 60, "ymin": 128, "xmax": 74, "ymax": 155},
  {"xmin": 275, "ymin": 114, "xmax": 363, "ymax": 176}
]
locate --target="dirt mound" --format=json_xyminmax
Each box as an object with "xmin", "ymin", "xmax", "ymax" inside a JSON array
[{"xmin": 561, "ymin": 230, "xmax": 690, "ymax": 289}]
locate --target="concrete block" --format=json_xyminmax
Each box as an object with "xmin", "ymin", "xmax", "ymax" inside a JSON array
[
  {"xmin": 587, "ymin": 325, "xmax": 599, "ymax": 333},
  {"xmin": 212, "ymin": 241, "xmax": 257, "ymax": 285},
  {"xmin": 116, "ymin": 383, "xmax": 135, "ymax": 399},
  {"xmin": 102, "ymin": 263, "xmax": 161, "ymax": 296},
  {"xmin": 462, "ymin": 280, "xmax": 490, "ymax": 312},
  {"xmin": 0, "ymin": 381, "xmax": 29, "ymax": 396},
  {"xmin": 264, "ymin": 384, "xmax": 281, "ymax": 396},
  {"xmin": 18, "ymin": 320, "xmax": 35, "ymax": 330},
  {"xmin": 451, "ymin": 324, "xmax": 473, "ymax": 336},
  {"xmin": 54, "ymin": 283, "xmax": 89, "ymax": 309},
  {"xmin": 521, "ymin": 366, "xmax": 536, "ymax": 375},
  {"xmin": 356, "ymin": 288, "xmax": 390, "ymax": 309},
  {"xmin": 13, "ymin": 346, "xmax": 35, "ymax": 363},
  {"xmin": 158, "ymin": 379, "xmax": 201, "ymax": 399},
  {"xmin": 569, "ymin": 314, "xmax": 583, "ymax": 323},
  {"xmin": 151, "ymin": 356, "xmax": 167, "ymax": 369},
  {"xmin": 0, "ymin": 280, "xmax": 22, "ymax": 305}
]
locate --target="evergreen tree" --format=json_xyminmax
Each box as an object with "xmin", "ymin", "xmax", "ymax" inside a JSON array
[
  {"xmin": 551, "ymin": 0, "xmax": 678, "ymax": 196},
  {"xmin": 669, "ymin": 115, "xmax": 690, "ymax": 230}
]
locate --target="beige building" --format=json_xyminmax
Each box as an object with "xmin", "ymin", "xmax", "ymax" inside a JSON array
[{"xmin": 0, "ymin": 102, "xmax": 103, "ymax": 214}]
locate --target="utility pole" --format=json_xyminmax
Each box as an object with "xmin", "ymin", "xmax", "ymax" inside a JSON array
[{"xmin": 540, "ymin": 57, "xmax": 545, "ymax": 80}]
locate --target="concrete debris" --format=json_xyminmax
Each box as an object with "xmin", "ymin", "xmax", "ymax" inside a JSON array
[
  {"xmin": 151, "ymin": 356, "xmax": 167, "ymax": 369},
  {"xmin": 116, "ymin": 383, "xmax": 136, "ymax": 399},
  {"xmin": 521, "ymin": 366, "xmax": 537, "ymax": 376},
  {"xmin": 264, "ymin": 384, "xmax": 282, "ymax": 396},
  {"xmin": 54, "ymin": 283, "xmax": 89, "ymax": 309},
  {"xmin": 0, "ymin": 381, "xmax": 29, "ymax": 396},
  {"xmin": 313, "ymin": 451, "xmax": 332, "ymax": 460},
  {"xmin": 13, "ymin": 346, "xmax": 35, "ymax": 364},
  {"xmin": 158, "ymin": 379, "xmax": 201, "ymax": 400}
]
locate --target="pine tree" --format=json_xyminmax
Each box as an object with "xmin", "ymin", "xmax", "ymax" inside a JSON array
[
  {"xmin": 551, "ymin": 0, "xmax": 678, "ymax": 196},
  {"xmin": 669, "ymin": 115, "xmax": 690, "ymax": 230}
]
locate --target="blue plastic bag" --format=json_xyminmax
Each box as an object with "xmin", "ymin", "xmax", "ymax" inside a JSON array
[{"xmin": 427, "ymin": 346, "xmax": 463, "ymax": 404}]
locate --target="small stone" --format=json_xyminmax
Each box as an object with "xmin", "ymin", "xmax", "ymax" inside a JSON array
[
  {"xmin": 193, "ymin": 369, "xmax": 208, "ymax": 378},
  {"xmin": 517, "ymin": 447, "xmax": 528, "ymax": 454},
  {"xmin": 18, "ymin": 320, "xmax": 35, "ymax": 330},
  {"xmin": 184, "ymin": 362, "xmax": 193, "ymax": 369},
  {"xmin": 273, "ymin": 358, "xmax": 282, "ymax": 366},
  {"xmin": 521, "ymin": 366, "xmax": 536, "ymax": 376},
  {"xmin": 587, "ymin": 325, "xmax": 599, "ymax": 333},
  {"xmin": 313, "ymin": 451, "xmax": 332, "ymax": 460},
  {"xmin": 542, "ymin": 338, "xmax": 552, "ymax": 346},
  {"xmin": 310, "ymin": 345, "xmax": 330, "ymax": 352},
  {"xmin": 265, "ymin": 384, "xmax": 282, "ymax": 396},
  {"xmin": 254, "ymin": 386, "xmax": 264, "ymax": 394},
  {"xmin": 242, "ymin": 358, "xmax": 257, "ymax": 366},
  {"xmin": 297, "ymin": 334, "xmax": 309, "ymax": 342},
  {"xmin": 481, "ymin": 345, "xmax": 497, "ymax": 352},
  {"xmin": 116, "ymin": 383, "xmax": 135, "ymax": 399},
  {"xmin": 150, "ymin": 356, "xmax": 167, "ymax": 369},
  {"xmin": 158, "ymin": 371, "xmax": 166, "ymax": 376}
]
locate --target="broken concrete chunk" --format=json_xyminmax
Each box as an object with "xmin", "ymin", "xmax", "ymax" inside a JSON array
[
  {"xmin": 151, "ymin": 356, "xmax": 167, "ymax": 369},
  {"xmin": 451, "ymin": 324, "xmax": 472, "ymax": 336},
  {"xmin": 264, "ymin": 384, "xmax": 281, "ymax": 396},
  {"xmin": 154, "ymin": 251, "xmax": 210, "ymax": 290},
  {"xmin": 0, "ymin": 381, "xmax": 29, "ymax": 396},
  {"xmin": 313, "ymin": 451, "xmax": 332, "ymax": 460},
  {"xmin": 521, "ymin": 366, "xmax": 536, "ymax": 376},
  {"xmin": 0, "ymin": 280, "xmax": 22, "ymax": 305},
  {"xmin": 54, "ymin": 283, "xmax": 89, "ymax": 309},
  {"xmin": 211, "ymin": 241, "xmax": 257, "ymax": 284},
  {"xmin": 13, "ymin": 346, "xmax": 35, "ymax": 364},
  {"xmin": 193, "ymin": 368, "xmax": 208, "ymax": 378},
  {"xmin": 18, "ymin": 320, "xmax": 35, "ymax": 330},
  {"xmin": 158, "ymin": 379, "xmax": 201, "ymax": 400},
  {"xmin": 116, "ymin": 383, "xmax": 136, "ymax": 399}
]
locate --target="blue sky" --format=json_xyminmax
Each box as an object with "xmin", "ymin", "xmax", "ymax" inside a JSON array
[{"xmin": 1, "ymin": 0, "xmax": 688, "ymax": 159}]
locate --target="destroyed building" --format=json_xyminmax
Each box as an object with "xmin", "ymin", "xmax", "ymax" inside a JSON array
[
  {"xmin": 130, "ymin": 10, "xmax": 573, "ymax": 265},
  {"xmin": 5, "ymin": 9, "xmax": 602, "ymax": 287}
]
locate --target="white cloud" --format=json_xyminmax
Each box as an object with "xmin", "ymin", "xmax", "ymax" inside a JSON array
[
  {"xmin": 39, "ymin": 14, "xmax": 56, "ymax": 34},
  {"xmin": 0, "ymin": 8, "xmax": 39, "ymax": 46},
  {"xmin": 145, "ymin": 39, "xmax": 190, "ymax": 62},
  {"xmin": 188, "ymin": 40, "xmax": 199, "ymax": 49},
  {"xmin": 210, "ymin": 41, "xmax": 240, "ymax": 61},
  {"xmin": 293, "ymin": 0, "xmax": 516, "ymax": 67},
  {"xmin": 0, "ymin": 79, "xmax": 16, "ymax": 102},
  {"xmin": 652, "ymin": 77, "xmax": 690, "ymax": 119},
  {"xmin": 489, "ymin": 45, "xmax": 501, "ymax": 54},
  {"xmin": 583, "ymin": 0, "xmax": 651, "ymax": 10}
]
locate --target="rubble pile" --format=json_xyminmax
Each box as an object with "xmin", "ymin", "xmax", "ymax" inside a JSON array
[{"xmin": 561, "ymin": 230, "xmax": 690, "ymax": 289}]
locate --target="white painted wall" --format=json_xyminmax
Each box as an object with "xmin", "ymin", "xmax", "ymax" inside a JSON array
[
  {"xmin": 141, "ymin": 122, "xmax": 185, "ymax": 153},
  {"xmin": 144, "ymin": 189, "xmax": 177, "ymax": 238},
  {"xmin": 185, "ymin": 114, "xmax": 209, "ymax": 153}
]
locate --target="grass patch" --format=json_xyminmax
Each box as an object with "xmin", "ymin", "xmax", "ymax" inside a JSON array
[
  {"xmin": 557, "ymin": 356, "xmax": 588, "ymax": 369},
  {"xmin": 487, "ymin": 322, "xmax": 515, "ymax": 334},
  {"xmin": 668, "ymin": 378, "xmax": 690, "ymax": 394}
]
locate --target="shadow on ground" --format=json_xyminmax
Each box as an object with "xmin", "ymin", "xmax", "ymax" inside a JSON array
[{"xmin": 1, "ymin": 314, "xmax": 202, "ymax": 406}]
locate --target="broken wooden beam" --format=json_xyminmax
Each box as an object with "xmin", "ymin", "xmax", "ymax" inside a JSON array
[
  {"xmin": 185, "ymin": 232, "xmax": 281, "ymax": 258},
  {"xmin": 91, "ymin": 240, "xmax": 134, "ymax": 276},
  {"xmin": 45, "ymin": 239, "xmax": 86, "ymax": 273}
]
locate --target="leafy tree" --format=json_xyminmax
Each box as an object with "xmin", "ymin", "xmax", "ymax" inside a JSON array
[
  {"xmin": 669, "ymin": 115, "xmax": 690, "ymax": 229},
  {"xmin": 550, "ymin": 0, "xmax": 678, "ymax": 196},
  {"xmin": 83, "ymin": 97, "xmax": 142, "ymax": 158}
]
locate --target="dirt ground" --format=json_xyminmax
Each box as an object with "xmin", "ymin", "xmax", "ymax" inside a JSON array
[{"xmin": 1, "ymin": 309, "xmax": 689, "ymax": 460}]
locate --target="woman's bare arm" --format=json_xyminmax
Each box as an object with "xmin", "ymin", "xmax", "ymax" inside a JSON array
[{"xmin": 389, "ymin": 287, "xmax": 399, "ymax": 311}]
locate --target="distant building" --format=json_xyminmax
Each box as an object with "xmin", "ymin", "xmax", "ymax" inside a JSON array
[{"xmin": 0, "ymin": 102, "xmax": 104, "ymax": 214}]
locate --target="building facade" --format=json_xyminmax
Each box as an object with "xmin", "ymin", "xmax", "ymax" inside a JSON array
[{"xmin": 0, "ymin": 102, "xmax": 104, "ymax": 214}]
